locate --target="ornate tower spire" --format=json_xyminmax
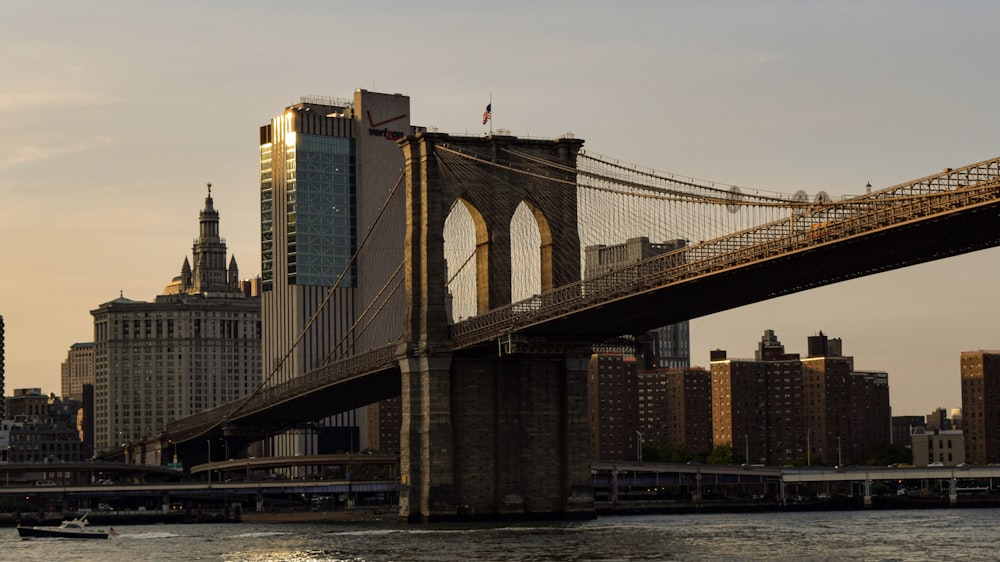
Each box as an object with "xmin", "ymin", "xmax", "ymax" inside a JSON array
[{"xmin": 189, "ymin": 182, "xmax": 238, "ymax": 295}]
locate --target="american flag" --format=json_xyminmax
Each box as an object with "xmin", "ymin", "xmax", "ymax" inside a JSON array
[{"xmin": 482, "ymin": 103, "xmax": 492, "ymax": 125}]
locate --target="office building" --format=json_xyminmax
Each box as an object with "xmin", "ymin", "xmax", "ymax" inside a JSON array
[
  {"xmin": 960, "ymin": 350, "xmax": 1000, "ymax": 464},
  {"xmin": 61, "ymin": 342, "xmax": 95, "ymax": 402},
  {"xmin": 259, "ymin": 91, "xmax": 420, "ymax": 456},
  {"xmin": 91, "ymin": 188, "xmax": 260, "ymax": 454},
  {"xmin": 584, "ymin": 237, "xmax": 690, "ymax": 368}
]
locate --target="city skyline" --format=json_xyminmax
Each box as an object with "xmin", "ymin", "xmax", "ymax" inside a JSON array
[{"xmin": 3, "ymin": 2, "xmax": 1000, "ymax": 417}]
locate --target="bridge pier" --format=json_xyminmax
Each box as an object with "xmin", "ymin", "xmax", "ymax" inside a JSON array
[
  {"xmin": 398, "ymin": 131, "xmax": 592, "ymax": 521},
  {"xmin": 399, "ymin": 352, "xmax": 594, "ymax": 521},
  {"xmin": 399, "ymin": 354, "xmax": 456, "ymax": 520}
]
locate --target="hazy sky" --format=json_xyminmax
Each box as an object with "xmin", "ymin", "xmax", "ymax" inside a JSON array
[{"xmin": 2, "ymin": 1, "xmax": 998, "ymax": 417}]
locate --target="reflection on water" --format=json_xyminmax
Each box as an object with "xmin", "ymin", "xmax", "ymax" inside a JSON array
[{"xmin": 2, "ymin": 508, "xmax": 999, "ymax": 561}]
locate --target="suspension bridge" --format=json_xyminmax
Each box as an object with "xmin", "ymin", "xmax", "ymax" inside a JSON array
[{"xmin": 164, "ymin": 131, "xmax": 1000, "ymax": 520}]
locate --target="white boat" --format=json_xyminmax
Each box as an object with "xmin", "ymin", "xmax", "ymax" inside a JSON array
[{"xmin": 16, "ymin": 513, "xmax": 116, "ymax": 539}]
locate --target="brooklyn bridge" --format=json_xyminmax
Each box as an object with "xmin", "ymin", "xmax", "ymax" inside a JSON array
[{"xmin": 156, "ymin": 131, "xmax": 1000, "ymax": 521}]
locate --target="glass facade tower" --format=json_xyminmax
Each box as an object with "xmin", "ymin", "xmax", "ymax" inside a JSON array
[{"xmin": 259, "ymin": 91, "xmax": 414, "ymax": 457}]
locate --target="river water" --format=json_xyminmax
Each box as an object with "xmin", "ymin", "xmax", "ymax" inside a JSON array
[{"xmin": 3, "ymin": 508, "xmax": 997, "ymax": 561}]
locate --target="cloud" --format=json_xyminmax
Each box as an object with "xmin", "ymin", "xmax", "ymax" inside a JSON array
[
  {"xmin": 0, "ymin": 135, "xmax": 113, "ymax": 170},
  {"xmin": 0, "ymin": 91, "xmax": 112, "ymax": 112},
  {"xmin": 746, "ymin": 52, "xmax": 786, "ymax": 66}
]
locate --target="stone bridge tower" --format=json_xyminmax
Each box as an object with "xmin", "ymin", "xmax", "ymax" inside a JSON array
[{"xmin": 397, "ymin": 132, "xmax": 594, "ymax": 521}]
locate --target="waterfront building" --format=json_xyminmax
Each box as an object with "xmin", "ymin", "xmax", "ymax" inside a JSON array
[
  {"xmin": 259, "ymin": 91, "xmax": 420, "ymax": 457},
  {"xmin": 711, "ymin": 332, "xmax": 806, "ymax": 466},
  {"xmin": 1, "ymin": 389, "xmax": 86, "ymax": 462},
  {"xmin": 61, "ymin": 342, "xmax": 95, "ymax": 402},
  {"xmin": 588, "ymin": 354, "xmax": 639, "ymax": 461},
  {"xmin": 910, "ymin": 426, "xmax": 965, "ymax": 466},
  {"xmin": 91, "ymin": 188, "xmax": 260, "ymax": 454},
  {"xmin": 891, "ymin": 415, "xmax": 926, "ymax": 448},
  {"xmin": 637, "ymin": 366, "xmax": 712, "ymax": 454},
  {"xmin": 849, "ymin": 370, "xmax": 891, "ymax": 461},
  {"xmin": 367, "ymin": 396, "xmax": 401, "ymax": 453},
  {"xmin": 589, "ymin": 358, "xmax": 712, "ymax": 461},
  {"xmin": 711, "ymin": 330, "xmax": 891, "ymax": 466},
  {"xmin": 6, "ymin": 388, "xmax": 49, "ymax": 422},
  {"xmin": 80, "ymin": 383, "xmax": 94, "ymax": 458},
  {"xmin": 0, "ymin": 419, "xmax": 83, "ymax": 463},
  {"xmin": 959, "ymin": 350, "xmax": 1000, "ymax": 464}
]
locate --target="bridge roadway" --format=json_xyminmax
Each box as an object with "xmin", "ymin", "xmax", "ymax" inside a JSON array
[
  {"xmin": 165, "ymin": 155, "xmax": 1000, "ymax": 441},
  {"xmin": 0, "ymin": 461, "xmax": 185, "ymax": 485},
  {"xmin": 0, "ymin": 479, "xmax": 397, "ymax": 497},
  {"xmin": 187, "ymin": 453, "xmax": 399, "ymax": 476}
]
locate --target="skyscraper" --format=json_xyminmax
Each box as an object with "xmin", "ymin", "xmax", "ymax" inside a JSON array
[
  {"xmin": 258, "ymin": 91, "xmax": 419, "ymax": 455},
  {"xmin": 91, "ymin": 187, "xmax": 260, "ymax": 454}
]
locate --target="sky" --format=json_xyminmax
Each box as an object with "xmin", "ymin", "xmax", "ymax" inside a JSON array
[{"xmin": 2, "ymin": 1, "xmax": 999, "ymax": 417}]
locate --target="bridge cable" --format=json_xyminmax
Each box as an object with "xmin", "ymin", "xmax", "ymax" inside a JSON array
[
  {"xmin": 213, "ymin": 170, "xmax": 407, "ymax": 430},
  {"xmin": 322, "ymin": 261, "xmax": 405, "ymax": 365}
]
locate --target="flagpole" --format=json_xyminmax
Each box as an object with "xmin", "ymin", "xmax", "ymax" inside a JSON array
[{"xmin": 489, "ymin": 92, "xmax": 493, "ymax": 135}]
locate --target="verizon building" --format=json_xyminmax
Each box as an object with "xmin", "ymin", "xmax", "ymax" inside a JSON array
[{"xmin": 258, "ymin": 91, "xmax": 420, "ymax": 456}]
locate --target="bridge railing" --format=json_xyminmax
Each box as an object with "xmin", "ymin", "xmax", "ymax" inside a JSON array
[
  {"xmin": 450, "ymin": 156, "xmax": 1000, "ymax": 348},
  {"xmin": 166, "ymin": 156, "xmax": 1000, "ymax": 440}
]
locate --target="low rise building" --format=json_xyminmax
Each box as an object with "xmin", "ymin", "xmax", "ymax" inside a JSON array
[{"xmin": 910, "ymin": 427, "xmax": 965, "ymax": 466}]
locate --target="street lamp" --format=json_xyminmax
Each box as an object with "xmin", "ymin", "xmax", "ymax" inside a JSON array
[
  {"xmin": 636, "ymin": 431, "xmax": 643, "ymax": 463},
  {"xmin": 206, "ymin": 439, "xmax": 212, "ymax": 485},
  {"xmin": 837, "ymin": 436, "xmax": 842, "ymax": 467},
  {"xmin": 806, "ymin": 428, "xmax": 811, "ymax": 466},
  {"xmin": 744, "ymin": 434, "xmax": 750, "ymax": 465}
]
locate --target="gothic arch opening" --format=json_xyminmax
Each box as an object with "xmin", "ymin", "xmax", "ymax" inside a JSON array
[
  {"xmin": 443, "ymin": 198, "xmax": 489, "ymax": 322},
  {"xmin": 511, "ymin": 201, "xmax": 541, "ymax": 302}
]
